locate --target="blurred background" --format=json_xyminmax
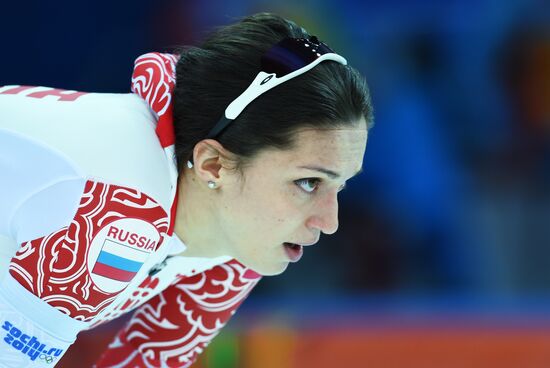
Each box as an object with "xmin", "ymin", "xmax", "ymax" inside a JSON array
[{"xmin": 2, "ymin": 0, "xmax": 550, "ymax": 366}]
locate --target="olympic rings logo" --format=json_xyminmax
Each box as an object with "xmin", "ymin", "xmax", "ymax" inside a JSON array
[{"xmin": 39, "ymin": 353, "xmax": 57, "ymax": 364}]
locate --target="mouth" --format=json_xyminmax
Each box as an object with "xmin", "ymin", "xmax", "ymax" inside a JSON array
[{"xmin": 283, "ymin": 242, "xmax": 303, "ymax": 263}]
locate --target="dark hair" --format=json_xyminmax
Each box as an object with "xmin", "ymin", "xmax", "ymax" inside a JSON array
[{"xmin": 173, "ymin": 12, "xmax": 373, "ymax": 173}]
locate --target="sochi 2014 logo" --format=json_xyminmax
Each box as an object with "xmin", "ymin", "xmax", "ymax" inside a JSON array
[{"xmin": 2, "ymin": 320, "xmax": 63, "ymax": 363}]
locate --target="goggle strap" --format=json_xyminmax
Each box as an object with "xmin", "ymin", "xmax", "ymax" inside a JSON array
[
  {"xmin": 206, "ymin": 116, "xmax": 232, "ymax": 139},
  {"xmin": 204, "ymin": 52, "xmax": 347, "ymax": 140}
]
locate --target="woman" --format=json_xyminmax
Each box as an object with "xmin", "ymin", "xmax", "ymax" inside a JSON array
[{"xmin": 0, "ymin": 12, "xmax": 372, "ymax": 367}]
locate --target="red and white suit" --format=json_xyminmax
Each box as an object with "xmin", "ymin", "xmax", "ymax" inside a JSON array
[{"xmin": 0, "ymin": 53, "xmax": 261, "ymax": 367}]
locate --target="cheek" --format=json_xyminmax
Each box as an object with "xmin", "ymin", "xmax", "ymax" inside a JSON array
[{"xmin": 237, "ymin": 182, "xmax": 303, "ymax": 234}]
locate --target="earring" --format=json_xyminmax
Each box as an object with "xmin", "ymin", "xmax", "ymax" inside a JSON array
[
  {"xmin": 187, "ymin": 160, "xmax": 193, "ymax": 169},
  {"xmin": 207, "ymin": 181, "xmax": 216, "ymax": 189}
]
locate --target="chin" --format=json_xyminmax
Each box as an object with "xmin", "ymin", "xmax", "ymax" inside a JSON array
[{"xmin": 242, "ymin": 259, "xmax": 289, "ymax": 277}]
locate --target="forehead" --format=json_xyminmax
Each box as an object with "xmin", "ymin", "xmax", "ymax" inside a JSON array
[{"xmin": 259, "ymin": 122, "xmax": 368, "ymax": 175}]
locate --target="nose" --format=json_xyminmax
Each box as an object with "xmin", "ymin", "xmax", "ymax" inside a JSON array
[{"xmin": 306, "ymin": 191, "xmax": 339, "ymax": 235}]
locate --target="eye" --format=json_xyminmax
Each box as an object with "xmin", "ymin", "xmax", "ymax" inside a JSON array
[{"xmin": 295, "ymin": 178, "xmax": 321, "ymax": 194}]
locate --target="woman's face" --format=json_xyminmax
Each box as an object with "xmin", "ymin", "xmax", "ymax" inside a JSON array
[{"xmin": 217, "ymin": 120, "xmax": 368, "ymax": 275}]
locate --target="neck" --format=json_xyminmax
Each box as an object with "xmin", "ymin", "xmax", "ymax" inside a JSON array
[{"xmin": 173, "ymin": 172, "xmax": 228, "ymax": 258}]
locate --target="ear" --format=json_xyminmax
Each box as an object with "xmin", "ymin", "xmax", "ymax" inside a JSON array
[{"xmin": 191, "ymin": 139, "xmax": 235, "ymax": 183}]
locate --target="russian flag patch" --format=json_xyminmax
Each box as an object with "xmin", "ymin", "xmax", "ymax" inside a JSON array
[
  {"xmin": 88, "ymin": 218, "xmax": 161, "ymax": 293},
  {"xmin": 92, "ymin": 240, "xmax": 148, "ymax": 282}
]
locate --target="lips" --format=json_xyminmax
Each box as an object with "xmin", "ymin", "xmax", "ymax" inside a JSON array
[{"xmin": 283, "ymin": 242, "xmax": 303, "ymax": 262}]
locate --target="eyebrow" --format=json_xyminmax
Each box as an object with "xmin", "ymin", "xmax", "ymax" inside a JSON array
[{"xmin": 298, "ymin": 165, "xmax": 363, "ymax": 179}]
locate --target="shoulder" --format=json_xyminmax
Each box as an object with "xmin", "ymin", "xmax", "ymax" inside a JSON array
[{"xmin": 0, "ymin": 86, "xmax": 173, "ymax": 209}]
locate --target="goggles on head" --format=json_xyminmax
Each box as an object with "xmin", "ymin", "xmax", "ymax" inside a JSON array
[{"xmin": 205, "ymin": 36, "xmax": 348, "ymax": 139}]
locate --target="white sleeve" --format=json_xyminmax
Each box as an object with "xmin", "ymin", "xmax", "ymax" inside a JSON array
[
  {"xmin": 0, "ymin": 129, "xmax": 88, "ymax": 367},
  {"xmin": 0, "ymin": 128, "xmax": 85, "ymax": 242},
  {"xmin": 0, "ymin": 277, "xmax": 86, "ymax": 367}
]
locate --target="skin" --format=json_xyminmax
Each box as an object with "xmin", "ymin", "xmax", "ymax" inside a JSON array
[{"xmin": 174, "ymin": 118, "xmax": 368, "ymax": 276}]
